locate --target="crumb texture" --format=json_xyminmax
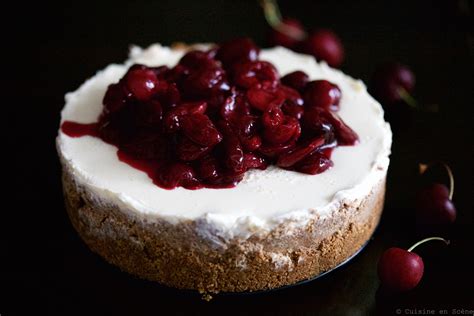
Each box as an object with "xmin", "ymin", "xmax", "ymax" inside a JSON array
[{"xmin": 62, "ymin": 164, "xmax": 385, "ymax": 293}]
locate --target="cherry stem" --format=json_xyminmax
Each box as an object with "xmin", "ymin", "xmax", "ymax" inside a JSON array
[
  {"xmin": 419, "ymin": 162, "xmax": 454, "ymax": 200},
  {"xmin": 259, "ymin": 0, "xmax": 307, "ymax": 40},
  {"xmin": 259, "ymin": 0, "xmax": 282, "ymax": 28},
  {"xmin": 398, "ymin": 87, "xmax": 418, "ymax": 109},
  {"xmin": 407, "ymin": 237, "xmax": 450, "ymax": 252}
]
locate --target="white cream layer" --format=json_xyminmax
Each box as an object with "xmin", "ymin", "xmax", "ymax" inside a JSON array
[{"xmin": 57, "ymin": 45, "xmax": 392, "ymax": 240}]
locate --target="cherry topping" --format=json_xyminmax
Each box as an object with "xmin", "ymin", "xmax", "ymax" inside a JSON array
[
  {"xmin": 180, "ymin": 114, "xmax": 222, "ymax": 147},
  {"xmin": 277, "ymin": 137, "xmax": 324, "ymax": 168},
  {"xmin": 157, "ymin": 162, "xmax": 200, "ymax": 189},
  {"xmin": 301, "ymin": 29, "xmax": 344, "ymax": 68},
  {"xmin": 294, "ymin": 151, "xmax": 333, "ymax": 175},
  {"xmin": 216, "ymin": 37, "xmax": 260, "ymax": 67},
  {"xmin": 304, "ymin": 80, "xmax": 341, "ymax": 111},
  {"xmin": 377, "ymin": 237, "xmax": 449, "ymax": 292},
  {"xmin": 233, "ymin": 61, "xmax": 279, "ymax": 89},
  {"xmin": 281, "ymin": 71, "xmax": 309, "ymax": 93},
  {"xmin": 125, "ymin": 65, "xmax": 159, "ymax": 101},
  {"xmin": 61, "ymin": 38, "xmax": 359, "ymax": 190}
]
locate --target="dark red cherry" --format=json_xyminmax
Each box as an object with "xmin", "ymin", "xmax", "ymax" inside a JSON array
[
  {"xmin": 163, "ymin": 102, "xmax": 207, "ymax": 133},
  {"xmin": 281, "ymin": 71, "xmax": 309, "ymax": 92},
  {"xmin": 222, "ymin": 136, "xmax": 245, "ymax": 174},
  {"xmin": 233, "ymin": 61, "xmax": 279, "ymax": 88},
  {"xmin": 243, "ymin": 153, "xmax": 268, "ymax": 170},
  {"xmin": 182, "ymin": 66, "xmax": 228, "ymax": 98},
  {"xmin": 103, "ymin": 83, "xmax": 128, "ymax": 114},
  {"xmin": 196, "ymin": 155, "xmax": 220, "ymax": 182},
  {"xmin": 304, "ymin": 80, "xmax": 341, "ymax": 111},
  {"xmin": 370, "ymin": 62, "xmax": 415, "ymax": 105},
  {"xmin": 377, "ymin": 237, "xmax": 449, "ymax": 292},
  {"xmin": 157, "ymin": 163, "xmax": 199, "ymax": 189},
  {"xmin": 378, "ymin": 248, "xmax": 424, "ymax": 292},
  {"xmin": 247, "ymin": 84, "xmax": 283, "ymax": 111},
  {"xmin": 282, "ymin": 101, "xmax": 304, "ymax": 119},
  {"xmin": 264, "ymin": 116, "xmax": 301, "ymax": 145},
  {"xmin": 125, "ymin": 65, "xmax": 159, "ymax": 101},
  {"xmin": 277, "ymin": 85, "xmax": 303, "ymax": 106},
  {"xmin": 121, "ymin": 131, "xmax": 167, "ymax": 160},
  {"xmin": 294, "ymin": 151, "xmax": 333, "ymax": 174},
  {"xmin": 416, "ymin": 183, "xmax": 456, "ymax": 225},
  {"xmin": 302, "ymin": 29, "xmax": 344, "ymax": 68},
  {"xmin": 262, "ymin": 105, "xmax": 284, "ymax": 128},
  {"xmin": 175, "ymin": 136, "xmax": 211, "ymax": 161},
  {"xmin": 276, "ymin": 137, "xmax": 324, "ymax": 168},
  {"xmin": 216, "ymin": 37, "xmax": 260, "ymax": 66},
  {"xmin": 180, "ymin": 114, "xmax": 222, "ymax": 147},
  {"xmin": 179, "ymin": 50, "xmax": 218, "ymax": 70},
  {"xmin": 267, "ymin": 18, "xmax": 306, "ymax": 49},
  {"xmin": 151, "ymin": 66, "xmax": 170, "ymax": 79},
  {"xmin": 303, "ymin": 108, "xmax": 357, "ymax": 146}
]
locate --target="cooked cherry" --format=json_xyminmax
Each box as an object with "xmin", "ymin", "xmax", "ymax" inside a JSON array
[
  {"xmin": 304, "ymin": 80, "xmax": 341, "ymax": 111},
  {"xmin": 163, "ymin": 101, "xmax": 207, "ymax": 133},
  {"xmin": 196, "ymin": 155, "xmax": 220, "ymax": 181},
  {"xmin": 281, "ymin": 71, "xmax": 309, "ymax": 92},
  {"xmin": 151, "ymin": 66, "xmax": 170, "ymax": 79},
  {"xmin": 179, "ymin": 50, "xmax": 218, "ymax": 70},
  {"xmin": 216, "ymin": 37, "xmax": 260, "ymax": 67},
  {"xmin": 277, "ymin": 85, "xmax": 304, "ymax": 106},
  {"xmin": 277, "ymin": 137, "xmax": 324, "ymax": 168},
  {"xmin": 103, "ymin": 83, "xmax": 128, "ymax": 114},
  {"xmin": 176, "ymin": 136, "xmax": 210, "ymax": 161},
  {"xmin": 157, "ymin": 162, "xmax": 200, "ymax": 189},
  {"xmin": 264, "ymin": 116, "xmax": 301, "ymax": 145},
  {"xmin": 121, "ymin": 131, "xmax": 167, "ymax": 160},
  {"xmin": 294, "ymin": 151, "xmax": 333, "ymax": 174},
  {"xmin": 303, "ymin": 108, "xmax": 357, "ymax": 145},
  {"xmin": 233, "ymin": 61, "xmax": 279, "ymax": 88},
  {"xmin": 244, "ymin": 153, "xmax": 268, "ymax": 170},
  {"xmin": 125, "ymin": 65, "xmax": 159, "ymax": 101},
  {"xmin": 182, "ymin": 66, "xmax": 228, "ymax": 98},
  {"xmin": 262, "ymin": 105, "xmax": 284, "ymax": 128},
  {"xmin": 247, "ymin": 85, "xmax": 283, "ymax": 111},
  {"xmin": 282, "ymin": 101, "xmax": 304, "ymax": 119},
  {"xmin": 180, "ymin": 114, "xmax": 222, "ymax": 147}
]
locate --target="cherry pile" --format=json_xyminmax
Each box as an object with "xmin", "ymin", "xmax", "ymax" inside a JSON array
[{"xmin": 61, "ymin": 38, "xmax": 358, "ymax": 190}]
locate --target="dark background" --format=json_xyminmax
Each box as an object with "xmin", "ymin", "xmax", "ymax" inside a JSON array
[{"xmin": 4, "ymin": 0, "xmax": 473, "ymax": 315}]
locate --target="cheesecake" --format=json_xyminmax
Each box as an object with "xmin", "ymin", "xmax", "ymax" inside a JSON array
[{"xmin": 57, "ymin": 39, "xmax": 392, "ymax": 294}]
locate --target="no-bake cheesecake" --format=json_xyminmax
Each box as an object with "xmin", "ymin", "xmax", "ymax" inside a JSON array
[{"xmin": 57, "ymin": 39, "xmax": 392, "ymax": 293}]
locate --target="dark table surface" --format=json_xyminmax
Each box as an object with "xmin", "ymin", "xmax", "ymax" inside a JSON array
[{"xmin": 4, "ymin": 0, "xmax": 474, "ymax": 315}]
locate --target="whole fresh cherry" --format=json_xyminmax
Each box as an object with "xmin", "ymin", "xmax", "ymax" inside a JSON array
[
  {"xmin": 370, "ymin": 62, "xmax": 416, "ymax": 106},
  {"xmin": 301, "ymin": 29, "xmax": 344, "ymax": 68},
  {"xmin": 267, "ymin": 18, "xmax": 306, "ymax": 49},
  {"xmin": 378, "ymin": 237, "xmax": 449, "ymax": 292},
  {"xmin": 416, "ymin": 163, "xmax": 457, "ymax": 225}
]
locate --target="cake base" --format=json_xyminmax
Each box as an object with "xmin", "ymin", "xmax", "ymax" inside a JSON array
[{"xmin": 62, "ymin": 166, "xmax": 385, "ymax": 294}]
